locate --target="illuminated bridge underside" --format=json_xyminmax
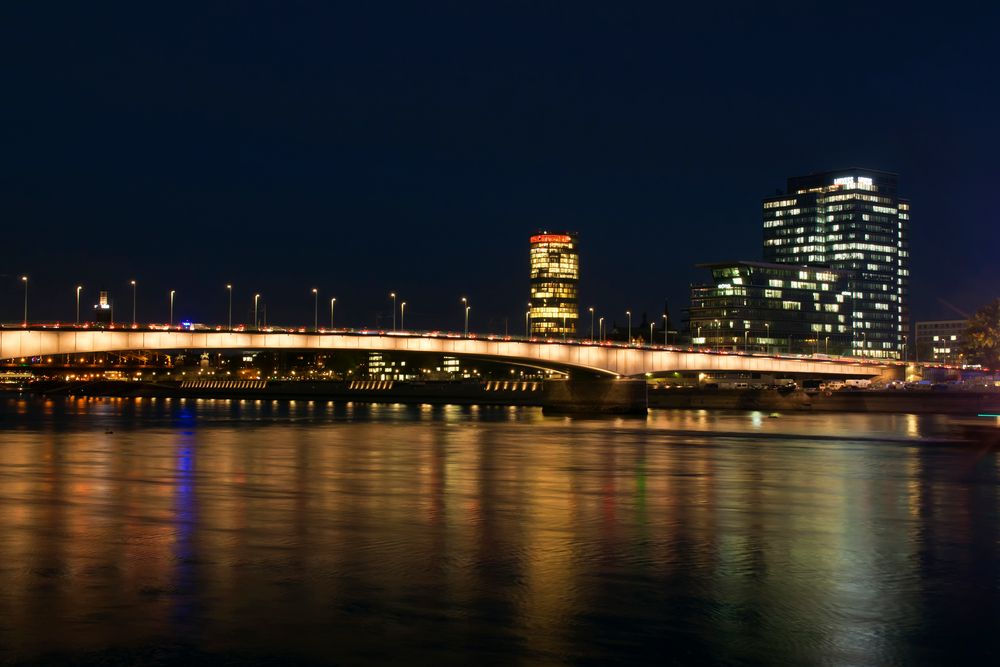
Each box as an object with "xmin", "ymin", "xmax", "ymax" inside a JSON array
[{"xmin": 0, "ymin": 330, "xmax": 884, "ymax": 378}]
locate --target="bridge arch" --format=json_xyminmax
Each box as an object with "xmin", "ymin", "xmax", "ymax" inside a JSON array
[{"xmin": 0, "ymin": 328, "xmax": 887, "ymax": 378}]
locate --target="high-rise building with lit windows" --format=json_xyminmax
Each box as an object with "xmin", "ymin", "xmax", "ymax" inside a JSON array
[
  {"xmin": 529, "ymin": 232, "xmax": 579, "ymax": 337},
  {"xmin": 763, "ymin": 168, "xmax": 909, "ymax": 359}
]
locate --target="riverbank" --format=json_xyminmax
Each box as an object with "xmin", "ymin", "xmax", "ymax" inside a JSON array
[
  {"xmin": 648, "ymin": 386, "xmax": 1000, "ymax": 415},
  {"xmin": 11, "ymin": 378, "xmax": 1000, "ymax": 415}
]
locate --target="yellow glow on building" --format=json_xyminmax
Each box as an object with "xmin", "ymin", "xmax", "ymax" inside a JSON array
[{"xmin": 529, "ymin": 232, "xmax": 579, "ymax": 336}]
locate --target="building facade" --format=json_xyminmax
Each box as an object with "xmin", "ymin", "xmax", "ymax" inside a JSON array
[
  {"xmin": 687, "ymin": 261, "xmax": 853, "ymax": 355},
  {"xmin": 762, "ymin": 168, "xmax": 909, "ymax": 359},
  {"xmin": 94, "ymin": 290, "xmax": 113, "ymax": 325},
  {"xmin": 529, "ymin": 232, "xmax": 579, "ymax": 337},
  {"xmin": 915, "ymin": 320, "xmax": 967, "ymax": 365}
]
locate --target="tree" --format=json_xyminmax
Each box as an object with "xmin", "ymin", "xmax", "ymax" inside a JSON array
[{"xmin": 962, "ymin": 298, "xmax": 1000, "ymax": 369}]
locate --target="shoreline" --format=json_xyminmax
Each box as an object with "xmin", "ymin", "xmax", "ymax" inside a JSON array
[{"xmin": 7, "ymin": 379, "xmax": 1000, "ymax": 416}]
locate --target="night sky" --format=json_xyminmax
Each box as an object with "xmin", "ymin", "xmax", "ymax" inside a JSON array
[{"xmin": 3, "ymin": 2, "xmax": 998, "ymax": 332}]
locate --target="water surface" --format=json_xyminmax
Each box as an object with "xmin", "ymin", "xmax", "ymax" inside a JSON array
[{"xmin": 0, "ymin": 396, "xmax": 997, "ymax": 665}]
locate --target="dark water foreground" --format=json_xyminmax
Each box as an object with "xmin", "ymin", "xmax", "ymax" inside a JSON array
[{"xmin": 0, "ymin": 397, "xmax": 997, "ymax": 665}]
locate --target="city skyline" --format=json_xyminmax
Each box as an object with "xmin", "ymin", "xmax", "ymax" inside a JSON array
[
  {"xmin": 3, "ymin": 4, "xmax": 998, "ymax": 328},
  {"xmin": 2, "ymin": 6, "xmax": 999, "ymax": 666}
]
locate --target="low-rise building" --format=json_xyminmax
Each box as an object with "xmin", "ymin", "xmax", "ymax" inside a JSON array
[
  {"xmin": 915, "ymin": 320, "xmax": 966, "ymax": 365},
  {"xmin": 687, "ymin": 261, "xmax": 853, "ymax": 355}
]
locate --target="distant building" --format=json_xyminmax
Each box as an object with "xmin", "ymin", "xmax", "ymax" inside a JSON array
[
  {"xmin": 365, "ymin": 352, "xmax": 415, "ymax": 381},
  {"xmin": 763, "ymin": 168, "xmax": 910, "ymax": 359},
  {"xmin": 529, "ymin": 232, "xmax": 579, "ymax": 337},
  {"xmin": 687, "ymin": 261, "xmax": 853, "ymax": 355},
  {"xmin": 93, "ymin": 291, "xmax": 112, "ymax": 325},
  {"xmin": 915, "ymin": 320, "xmax": 967, "ymax": 365}
]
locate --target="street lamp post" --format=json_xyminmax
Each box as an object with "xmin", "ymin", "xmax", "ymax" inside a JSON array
[
  {"xmin": 589, "ymin": 307, "xmax": 595, "ymax": 342},
  {"xmin": 76, "ymin": 285, "xmax": 82, "ymax": 325},
  {"xmin": 525, "ymin": 308, "xmax": 530, "ymax": 338},
  {"xmin": 599, "ymin": 316, "xmax": 605, "ymax": 342},
  {"xmin": 21, "ymin": 276, "xmax": 28, "ymax": 326},
  {"xmin": 697, "ymin": 325, "xmax": 702, "ymax": 347},
  {"xmin": 226, "ymin": 284, "xmax": 232, "ymax": 330},
  {"xmin": 169, "ymin": 290, "xmax": 175, "ymax": 327},
  {"xmin": 330, "ymin": 298, "xmax": 336, "ymax": 329},
  {"xmin": 662, "ymin": 314, "xmax": 668, "ymax": 346},
  {"xmin": 764, "ymin": 323, "xmax": 770, "ymax": 354},
  {"xmin": 626, "ymin": 311, "xmax": 632, "ymax": 345},
  {"xmin": 254, "ymin": 294, "xmax": 261, "ymax": 329},
  {"xmin": 130, "ymin": 280, "xmax": 137, "ymax": 326},
  {"xmin": 743, "ymin": 329, "xmax": 749, "ymax": 354},
  {"xmin": 825, "ymin": 336, "xmax": 830, "ymax": 355},
  {"xmin": 462, "ymin": 297, "xmax": 468, "ymax": 336},
  {"xmin": 401, "ymin": 302, "xmax": 406, "ymax": 330},
  {"xmin": 312, "ymin": 288, "xmax": 318, "ymax": 331},
  {"xmin": 650, "ymin": 322, "xmax": 655, "ymax": 347},
  {"xmin": 390, "ymin": 292, "xmax": 397, "ymax": 331}
]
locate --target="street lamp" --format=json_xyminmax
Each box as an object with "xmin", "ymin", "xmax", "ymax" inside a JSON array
[
  {"xmin": 650, "ymin": 321, "xmax": 655, "ymax": 347},
  {"xmin": 589, "ymin": 307, "xmax": 595, "ymax": 342},
  {"xmin": 21, "ymin": 276, "xmax": 28, "ymax": 326},
  {"xmin": 330, "ymin": 297, "xmax": 336, "ymax": 329},
  {"xmin": 662, "ymin": 314, "xmax": 669, "ymax": 346},
  {"xmin": 825, "ymin": 336, "xmax": 830, "ymax": 355},
  {"xmin": 76, "ymin": 285, "xmax": 83, "ymax": 325},
  {"xmin": 599, "ymin": 316, "xmax": 604, "ymax": 342},
  {"xmin": 390, "ymin": 292, "xmax": 397, "ymax": 331},
  {"xmin": 525, "ymin": 309, "xmax": 530, "ymax": 338},
  {"xmin": 626, "ymin": 310, "xmax": 632, "ymax": 345},
  {"xmin": 312, "ymin": 288, "xmax": 318, "ymax": 331},
  {"xmin": 743, "ymin": 329, "xmax": 749, "ymax": 354},
  {"xmin": 254, "ymin": 294, "xmax": 261, "ymax": 329},
  {"xmin": 226, "ymin": 284, "xmax": 232, "ymax": 330},
  {"xmin": 462, "ymin": 297, "xmax": 469, "ymax": 336},
  {"xmin": 169, "ymin": 290, "xmax": 175, "ymax": 327},
  {"xmin": 765, "ymin": 323, "xmax": 770, "ymax": 354},
  {"xmin": 130, "ymin": 280, "xmax": 137, "ymax": 326},
  {"xmin": 401, "ymin": 302, "xmax": 406, "ymax": 330}
]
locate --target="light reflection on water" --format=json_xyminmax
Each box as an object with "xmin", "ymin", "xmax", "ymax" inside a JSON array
[{"xmin": 0, "ymin": 396, "xmax": 997, "ymax": 665}]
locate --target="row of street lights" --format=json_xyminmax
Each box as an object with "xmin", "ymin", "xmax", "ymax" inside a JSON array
[
  {"xmin": 253, "ymin": 288, "xmax": 338, "ymax": 331},
  {"xmin": 19, "ymin": 278, "xmax": 137, "ymax": 327},
  {"xmin": 18, "ymin": 278, "xmax": 670, "ymax": 346}
]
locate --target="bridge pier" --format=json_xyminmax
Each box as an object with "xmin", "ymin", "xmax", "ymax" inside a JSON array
[{"xmin": 542, "ymin": 379, "xmax": 648, "ymax": 415}]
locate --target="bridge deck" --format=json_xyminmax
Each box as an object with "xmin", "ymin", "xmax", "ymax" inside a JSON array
[{"xmin": 0, "ymin": 328, "xmax": 888, "ymax": 377}]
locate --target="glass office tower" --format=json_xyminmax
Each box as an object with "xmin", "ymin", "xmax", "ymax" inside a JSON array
[
  {"xmin": 688, "ymin": 261, "xmax": 852, "ymax": 355},
  {"xmin": 529, "ymin": 232, "xmax": 579, "ymax": 337},
  {"xmin": 763, "ymin": 169, "xmax": 909, "ymax": 359}
]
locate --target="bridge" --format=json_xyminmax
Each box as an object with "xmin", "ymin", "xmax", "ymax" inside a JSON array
[{"xmin": 0, "ymin": 326, "xmax": 888, "ymax": 378}]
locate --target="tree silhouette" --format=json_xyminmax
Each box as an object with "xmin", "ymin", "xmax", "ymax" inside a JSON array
[{"xmin": 962, "ymin": 298, "xmax": 1000, "ymax": 369}]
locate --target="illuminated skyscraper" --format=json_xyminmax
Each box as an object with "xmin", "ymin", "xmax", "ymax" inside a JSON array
[
  {"xmin": 763, "ymin": 169, "xmax": 909, "ymax": 359},
  {"xmin": 529, "ymin": 232, "xmax": 579, "ymax": 337}
]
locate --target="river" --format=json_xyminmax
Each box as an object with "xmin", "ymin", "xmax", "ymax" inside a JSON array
[{"xmin": 0, "ymin": 396, "xmax": 997, "ymax": 665}]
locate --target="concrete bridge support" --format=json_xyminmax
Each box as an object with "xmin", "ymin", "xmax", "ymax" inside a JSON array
[{"xmin": 542, "ymin": 379, "xmax": 648, "ymax": 415}]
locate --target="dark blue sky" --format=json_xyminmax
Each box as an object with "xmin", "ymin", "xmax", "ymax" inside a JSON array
[{"xmin": 2, "ymin": 2, "xmax": 998, "ymax": 331}]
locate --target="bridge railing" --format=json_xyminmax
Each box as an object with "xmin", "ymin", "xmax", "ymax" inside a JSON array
[{"xmin": 0, "ymin": 322, "xmax": 908, "ymax": 367}]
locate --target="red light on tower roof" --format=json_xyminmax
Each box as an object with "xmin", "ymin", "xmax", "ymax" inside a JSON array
[{"xmin": 530, "ymin": 234, "xmax": 572, "ymax": 244}]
